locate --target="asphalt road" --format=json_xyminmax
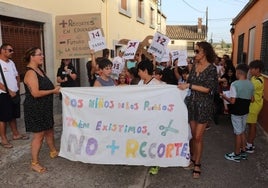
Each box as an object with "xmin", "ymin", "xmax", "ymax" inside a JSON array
[{"xmin": 0, "ymin": 97, "xmax": 268, "ymax": 188}]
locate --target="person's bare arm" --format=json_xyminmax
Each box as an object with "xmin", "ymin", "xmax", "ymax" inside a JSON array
[{"xmin": 24, "ymin": 70, "xmax": 60, "ymax": 98}]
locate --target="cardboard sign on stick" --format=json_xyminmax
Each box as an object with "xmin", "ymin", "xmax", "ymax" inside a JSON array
[
  {"xmin": 55, "ymin": 13, "xmax": 101, "ymax": 59},
  {"xmin": 123, "ymin": 40, "xmax": 140, "ymax": 60},
  {"xmin": 88, "ymin": 29, "xmax": 107, "ymax": 52},
  {"xmin": 147, "ymin": 33, "xmax": 170, "ymax": 59}
]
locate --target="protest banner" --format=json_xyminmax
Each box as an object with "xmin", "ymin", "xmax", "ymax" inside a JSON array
[
  {"xmin": 59, "ymin": 85, "xmax": 190, "ymax": 167},
  {"xmin": 55, "ymin": 13, "xmax": 101, "ymax": 59}
]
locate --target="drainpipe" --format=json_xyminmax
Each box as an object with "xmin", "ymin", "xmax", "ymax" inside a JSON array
[{"xmin": 230, "ymin": 25, "xmax": 235, "ymax": 60}]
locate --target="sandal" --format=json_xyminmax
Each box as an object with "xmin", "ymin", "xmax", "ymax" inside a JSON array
[
  {"xmin": 49, "ymin": 150, "xmax": 59, "ymax": 159},
  {"xmin": 13, "ymin": 134, "xmax": 29, "ymax": 140},
  {"xmin": 184, "ymin": 159, "xmax": 195, "ymax": 170},
  {"xmin": 1, "ymin": 142, "xmax": 13, "ymax": 149},
  {"xmin": 192, "ymin": 163, "xmax": 201, "ymax": 179},
  {"xmin": 31, "ymin": 161, "xmax": 46, "ymax": 173}
]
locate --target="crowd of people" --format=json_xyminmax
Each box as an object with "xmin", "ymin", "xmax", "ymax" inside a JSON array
[{"xmin": 0, "ymin": 42, "xmax": 264, "ymax": 178}]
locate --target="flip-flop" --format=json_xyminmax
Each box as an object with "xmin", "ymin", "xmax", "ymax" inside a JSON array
[
  {"xmin": 1, "ymin": 142, "xmax": 13, "ymax": 148},
  {"xmin": 13, "ymin": 134, "xmax": 29, "ymax": 140}
]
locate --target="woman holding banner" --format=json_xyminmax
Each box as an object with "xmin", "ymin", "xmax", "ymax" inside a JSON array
[
  {"xmin": 23, "ymin": 47, "xmax": 60, "ymax": 173},
  {"xmin": 178, "ymin": 41, "xmax": 218, "ymax": 179}
]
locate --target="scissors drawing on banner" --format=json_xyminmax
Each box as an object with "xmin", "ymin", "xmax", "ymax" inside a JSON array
[{"xmin": 159, "ymin": 119, "xmax": 179, "ymax": 136}]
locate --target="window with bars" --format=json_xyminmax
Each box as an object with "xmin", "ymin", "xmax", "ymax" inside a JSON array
[
  {"xmin": 261, "ymin": 21, "xmax": 268, "ymax": 75},
  {"xmin": 187, "ymin": 42, "xmax": 195, "ymax": 51},
  {"xmin": 0, "ymin": 16, "xmax": 44, "ymax": 79}
]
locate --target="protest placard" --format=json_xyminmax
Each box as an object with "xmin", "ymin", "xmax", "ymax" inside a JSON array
[
  {"xmin": 147, "ymin": 33, "xmax": 170, "ymax": 59},
  {"xmin": 55, "ymin": 13, "xmax": 101, "ymax": 59},
  {"xmin": 171, "ymin": 50, "xmax": 188, "ymax": 66},
  {"xmin": 123, "ymin": 40, "xmax": 140, "ymax": 60},
  {"xmin": 177, "ymin": 50, "xmax": 188, "ymax": 66},
  {"xmin": 88, "ymin": 28, "xmax": 107, "ymax": 52}
]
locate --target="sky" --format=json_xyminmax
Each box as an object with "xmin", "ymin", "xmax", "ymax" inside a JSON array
[{"xmin": 161, "ymin": 0, "xmax": 249, "ymax": 43}]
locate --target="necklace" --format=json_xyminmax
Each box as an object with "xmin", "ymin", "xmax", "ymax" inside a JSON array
[{"xmin": 196, "ymin": 63, "xmax": 209, "ymax": 74}]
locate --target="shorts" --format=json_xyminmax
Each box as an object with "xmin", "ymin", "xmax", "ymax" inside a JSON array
[
  {"xmin": 0, "ymin": 93, "xmax": 20, "ymax": 122},
  {"xmin": 247, "ymin": 102, "xmax": 263, "ymax": 124},
  {"xmin": 231, "ymin": 114, "xmax": 248, "ymax": 135}
]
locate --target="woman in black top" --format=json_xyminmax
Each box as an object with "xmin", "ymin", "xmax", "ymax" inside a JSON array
[{"xmin": 57, "ymin": 59, "xmax": 77, "ymax": 87}]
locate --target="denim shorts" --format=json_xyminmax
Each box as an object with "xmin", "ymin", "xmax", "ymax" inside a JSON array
[{"xmin": 231, "ymin": 114, "xmax": 248, "ymax": 135}]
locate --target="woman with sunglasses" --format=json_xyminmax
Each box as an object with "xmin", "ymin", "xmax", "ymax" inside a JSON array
[{"xmin": 178, "ymin": 41, "xmax": 218, "ymax": 179}]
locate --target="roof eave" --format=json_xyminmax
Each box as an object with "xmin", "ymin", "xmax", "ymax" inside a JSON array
[{"xmin": 231, "ymin": 0, "xmax": 258, "ymax": 25}]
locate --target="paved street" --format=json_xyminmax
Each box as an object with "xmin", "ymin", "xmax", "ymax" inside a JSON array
[{"xmin": 0, "ymin": 96, "xmax": 268, "ymax": 188}]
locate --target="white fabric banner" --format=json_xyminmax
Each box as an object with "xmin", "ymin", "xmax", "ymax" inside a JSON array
[{"xmin": 59, "ymin": 85, "xmax": 190, "ymax": 167}]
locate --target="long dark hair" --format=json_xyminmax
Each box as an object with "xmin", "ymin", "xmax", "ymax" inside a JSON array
[
  {"xmin": 60, "ymin": 59, "xmax": 73, "ymax": 69},
  {"xmin": 196, "ymin": 41, "xmax": 216, "ymax": 64}
]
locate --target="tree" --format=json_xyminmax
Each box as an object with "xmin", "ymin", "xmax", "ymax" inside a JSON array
[{"xmin": 220, "ymin": 39, "xmax": 227, "ymax": 48}]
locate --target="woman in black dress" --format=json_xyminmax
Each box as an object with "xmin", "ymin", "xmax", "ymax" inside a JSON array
[
  {"xmin": 178, "ymin": 41, "xmax": 218, "ymax": 179},
  {"xmin": 23, "ymin": 47, "xmax": 60, "ymax": 173}
]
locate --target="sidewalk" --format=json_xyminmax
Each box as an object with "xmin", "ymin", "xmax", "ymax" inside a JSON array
[{"xmin": 1, "ymin": 97, "xmax": 268, "ymax": 188}]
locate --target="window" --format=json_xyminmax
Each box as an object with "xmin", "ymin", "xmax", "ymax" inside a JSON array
[
  {"xmin": 248, "ymin": 27, "xmax": 255, "ymax": 64},
  {"xmin": 171, "ymin": 40, "xmax": 175, "ymax": 45},
  {"xmin": 187, "ymin": 42, "xmax": 195, "ymax": 51},
  {"xmin": 150, "ymin": 5, "xmax": 155, "ymax": 29},
  {"xmin": 237, "ymin": 34, "xmax": 245, "ymax": 64},
  {"xmin": 137, "ymin": 0, "xmax": 145, "ymax": 23},
  {"xmin": 119, "ymin": 0, "xmax": 131, "ymax": 18},
  {"xmin": 121, "ymin": 0, "xmax": 127, "ymax": 11},
  {"xmin": 261, "ymin": 21, "xmax": 268, "ymax": 75}
]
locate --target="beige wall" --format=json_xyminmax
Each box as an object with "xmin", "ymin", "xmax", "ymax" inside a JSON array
[{"xmin": 0, "ymin": 0, "xmax": 166, "ymax": 85}]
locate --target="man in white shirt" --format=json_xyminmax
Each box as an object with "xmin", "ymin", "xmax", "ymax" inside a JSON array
[{"xmin": 0, "ymin": 43, "xmax": 28, "ymax": 149}]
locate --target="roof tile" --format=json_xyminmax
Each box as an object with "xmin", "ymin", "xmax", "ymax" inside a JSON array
[{"xmin": 166, "ymin": 25, "xmax": 206, "ymax": 40}]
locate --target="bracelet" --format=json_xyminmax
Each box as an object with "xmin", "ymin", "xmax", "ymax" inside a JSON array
[{"xmin": 189, "ymin": 83, "xmax": 192, "ymax": 90}]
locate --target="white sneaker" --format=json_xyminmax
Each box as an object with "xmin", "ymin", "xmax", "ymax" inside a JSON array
[{"xmin": 224, "ymin": 152, "xmax": 241, "ymax": 162}]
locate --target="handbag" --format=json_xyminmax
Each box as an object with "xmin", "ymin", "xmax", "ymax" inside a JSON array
[{"xmin": 0, "ymin": 63, "xmax": 20, "ymax": 104}]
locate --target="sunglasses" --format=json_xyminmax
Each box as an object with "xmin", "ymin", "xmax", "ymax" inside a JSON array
[
  {"xmin": 5, "ymin": 48, "xmax": 14, "ymax": 53},
  {"xmin": 194, "ymin": 49, "xmax": 200, "ymax": 54}
]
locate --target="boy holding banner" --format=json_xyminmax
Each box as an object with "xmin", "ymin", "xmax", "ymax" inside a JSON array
[{"xmin": 137, "ymin": 58, "xmax": 164, "ymax": 174}]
